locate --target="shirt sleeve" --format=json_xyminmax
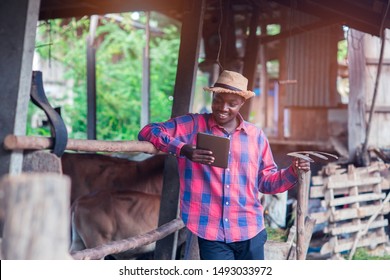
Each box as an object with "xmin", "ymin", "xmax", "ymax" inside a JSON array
[
  {"xmin": 257, "ymin": 134, "xmax": 298, "ymax": 194},
  {"xmin": 138, "ymin": 114, "xmax": 196, "ymax": 157}
]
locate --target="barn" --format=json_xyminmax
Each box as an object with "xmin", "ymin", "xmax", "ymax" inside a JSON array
[{"xmin": 1, "ymin": 0, "xmax": 390, "ymax": 261}]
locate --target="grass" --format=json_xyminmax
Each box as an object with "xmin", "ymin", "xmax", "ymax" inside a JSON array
[
  {"xmin": 266, "ymin": 227, "xmax": 289, "ymax": 242},
  {"xmin": 347, "ymin": 248, "xmax": 390, "ymax": 260}
]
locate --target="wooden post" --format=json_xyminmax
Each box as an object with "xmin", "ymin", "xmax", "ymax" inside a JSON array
[
  {"xmin": 86, "ymin": 15, "xmax": 99, "ymax": 140},
  {"xmin": 141, "ymin": 11, "xmax": 151, "ymax": 128},
  {"xmin": 154, "ymin": 0, "xmax": 205, "ymax": 260},
  {"xmin": 347, "ymin": 29, "xmax": 366, "ymax": 163},
  {"xmin": 241, "ymin": 6, "xmax": 260, "ymax": 121},
  {"xmin": 0, "ymin": 0, "xmax": 40, "ymax": 177},
  {"xmin": 296, "ymin": 170, "xmax": 310, "ymax": 260},
  {"xmin": 1, "ymin": 173, "xmax": 72, "ymax": 259}
]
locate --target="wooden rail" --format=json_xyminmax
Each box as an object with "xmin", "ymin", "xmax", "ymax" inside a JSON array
[
  {"xmin": 71, "ymin": 218, "xmax": 185, "ymax": 260},
  {"xmin": 3, "ymin": 134, "xmax": 160, "ymax": 154}
]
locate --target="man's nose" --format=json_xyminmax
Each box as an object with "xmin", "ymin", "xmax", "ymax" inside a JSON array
[{"xmin": 221, "ymin": 103, "xmax": 229, "ymax": 110}]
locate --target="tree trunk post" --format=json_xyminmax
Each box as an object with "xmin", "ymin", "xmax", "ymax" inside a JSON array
[{"xmin": 1, "ymin": 173, "xmax": 72, "ymax": 259}]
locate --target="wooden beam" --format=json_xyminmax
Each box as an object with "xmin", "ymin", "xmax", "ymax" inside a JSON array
[
  {"xmin": 39, "ymin": 0, "xmax": 185, "ymax": 21},
  {"xmin": 0, "ymin": 0, "xmax": 41, "ymax": 177},
  {"xmin": 241, "ymin": 6, "xmax": 260, "ymax": 121},
  {"xmin": 154, "ymin": 0, "xmax": 205, "ymax": 260},
  {"xmin": 259, "ymin": 18, "xmax": 341, "ymax": 45},
  {"xmin": 272, "ymin": 0, "xmax": 383, "ymax": 36},
  {"xmin": 3, "ymin": 134, "xmax": 160, "ymax": 154}
]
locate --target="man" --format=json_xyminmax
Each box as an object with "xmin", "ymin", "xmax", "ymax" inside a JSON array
[{"xmin": 138, "ymin": 70, "xmax": 310, "ymax": 260}]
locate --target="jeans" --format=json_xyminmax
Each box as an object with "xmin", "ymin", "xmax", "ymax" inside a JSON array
[{"xmin": 198, "ymin": 229, "xmax": 268, "ymax": 260}]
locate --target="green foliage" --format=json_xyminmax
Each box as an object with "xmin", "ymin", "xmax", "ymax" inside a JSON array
[
  {"xmin": 32, "ymin": 13, "xmax": 180, "ymax": 140},
  {"xmin": 338, "ymin": 39, "xmax": 348, "ymax": 63}
]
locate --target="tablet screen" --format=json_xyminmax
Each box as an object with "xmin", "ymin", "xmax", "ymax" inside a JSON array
[{"xmin": 196, "ymin": 132, "xmax": 230, "ymax": 168}]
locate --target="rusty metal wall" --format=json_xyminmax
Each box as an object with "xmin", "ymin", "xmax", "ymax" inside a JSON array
[{"xmin": 284, "ymin": 12, "xmax": 339, "ymax": 107}]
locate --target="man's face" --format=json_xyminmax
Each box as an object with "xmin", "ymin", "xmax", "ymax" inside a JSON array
[{"xmin": 211, "ymin": 92, "xmax": 245, "ymax": 127}]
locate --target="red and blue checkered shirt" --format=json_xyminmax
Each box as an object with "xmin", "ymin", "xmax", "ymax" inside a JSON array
[{"xmin": 138, "ymin": 113, "xmax": 298, "ymax": 242}]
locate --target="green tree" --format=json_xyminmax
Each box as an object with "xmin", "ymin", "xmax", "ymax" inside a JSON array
[{"xmin": 32, "ymin": 12, "xmax": 179, "ymax": 140}]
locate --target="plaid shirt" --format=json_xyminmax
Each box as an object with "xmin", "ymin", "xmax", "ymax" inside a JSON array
[{"xmin": 138, "ymin": 113, "xmax": 298, "ymax": 242}]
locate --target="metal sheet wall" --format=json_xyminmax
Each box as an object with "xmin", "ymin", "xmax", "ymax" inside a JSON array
[{"xmin": 284, "ymin": 12, "xmax": 339, "ymax": 107}]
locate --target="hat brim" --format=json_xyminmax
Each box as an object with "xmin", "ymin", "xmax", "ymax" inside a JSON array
[{"xmin": 204, "ymin": 86, "xmax": 255, "ymax": 100}]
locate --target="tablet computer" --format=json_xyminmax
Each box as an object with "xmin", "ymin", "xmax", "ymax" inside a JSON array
[{"xmin": 196, "ymin": 132, "xmax": 230, "ymax": 168}]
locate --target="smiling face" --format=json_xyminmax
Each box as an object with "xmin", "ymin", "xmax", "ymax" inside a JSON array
[{"xmin": 211, "ymin": 92, "xmax": 245, "ymax": 131}]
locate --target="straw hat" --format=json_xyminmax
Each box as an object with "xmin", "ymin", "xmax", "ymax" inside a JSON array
[{"xmin": 203, "ymin": 70, "xmax": 255, "ymax": 100}]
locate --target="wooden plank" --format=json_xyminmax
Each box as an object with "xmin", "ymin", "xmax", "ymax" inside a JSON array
[
  {"xmin": 310, "ymin": 211, "xmax": 330, "ymax": 224},
  {"xmin": 334, "ymin": 234, "xmax": 389, "ymax": 254},
  {"xmin": 320, "ymin": 233, "xmax": 389, "ymax": 255},
  {"xmin": 310, "ymin": 186, "xmax": 326, "ymax": 198},
  {"xmin": 328, "ymin": 176, "xmax": 382, "ymax": 189},
  {"xmin": 327, "ymin": 219, "xmax": 388, "ymax": 235},
  {"xmin": 311, "ymin": 183, "xmax": 389, "ymax": 199},
  {"xmin": 331, "ymin": 203, "xmax": 390, "ymax": 221},
  {"xmin": 1, "ymin": 173, "xmax": 72, "ymax": 259},
  {"xmin": 329, "ymin": 192, "xmax": 386, "ymax": 207},
  {"xmin": 311, "ymin": 176, "xmax": 324, "ymax": 186},
  {"xmin": 380, "ymin": 178, "xmax": 390, "ymax": 190}
]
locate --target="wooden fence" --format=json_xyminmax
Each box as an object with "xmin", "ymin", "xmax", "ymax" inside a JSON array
[
  {"xmin": 1, "ymin": 134, "xmax": 187, "ymax": 260},
  {"xmin": 310, "ymin": 162, "xmax": 390, "ymax": 259}
]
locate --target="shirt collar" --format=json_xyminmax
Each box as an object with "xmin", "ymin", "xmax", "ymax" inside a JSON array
[{"xmin": 207, "ymin": 113, "xmax": 249, "ymax": 134}]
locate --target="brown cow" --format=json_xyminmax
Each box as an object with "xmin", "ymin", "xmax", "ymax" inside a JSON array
[
  {"xmin": 70, "ymin": 189, "xmax": 161, "ymax": 259},
  {"xmin": 65, "ymin": 153, "xmax": 166, "ymax": 259},
  {"xmin": 61, "ymin": 153, "xmax": 166, "ymax": 204}
]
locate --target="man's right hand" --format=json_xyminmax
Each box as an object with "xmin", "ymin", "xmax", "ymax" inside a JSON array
[{"xmin": 180, "ymin": 144, "xmax": 215, "ymax": 165}]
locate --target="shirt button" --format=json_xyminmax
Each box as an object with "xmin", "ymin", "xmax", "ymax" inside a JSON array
[
  {"xmin": 225, "ymin": 218, "xmax": 228, "ymax": 222},
  {"xmin": 226, "ymin": 168, "xmax": 229, "ymax": 172},
  {"xmin": 225, "ymin": 202, "xmax": 229, "ymax": 205},
  {"xmin": 226, "ymin": 185, "xmax": 229, "ymax": 188}
]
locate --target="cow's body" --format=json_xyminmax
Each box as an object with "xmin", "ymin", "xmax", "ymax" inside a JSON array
[
  {"xmin": 64, "ymin": 153, "xmax": 166, "ymax": 259},
  {"xmin": 61, "ymin": 153, "xmax": 166, "ymax": 204},
  {"xmin": 70, "ymin": 189, "xmax": 161, "ymax": 259}
]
